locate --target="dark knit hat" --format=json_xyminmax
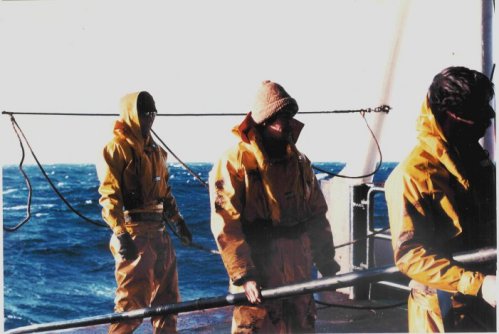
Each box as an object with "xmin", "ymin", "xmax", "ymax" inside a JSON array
[{"xmin": 250, "ymin": 80, "xmax": 298, "ymax": 124}]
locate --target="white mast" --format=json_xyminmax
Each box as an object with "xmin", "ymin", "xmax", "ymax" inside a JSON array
[{"xmin": 338, "ymin": 0, "xmax": 412, "ymax": 184}]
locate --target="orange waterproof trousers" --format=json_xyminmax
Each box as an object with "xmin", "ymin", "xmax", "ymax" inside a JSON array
[
  {"xmin": 109, "ymin": 225, "xmax": 180, "ymax": 334},
  {"xmin": 231, "ymin": 232, "xmax": 316, "ymax": 334}
]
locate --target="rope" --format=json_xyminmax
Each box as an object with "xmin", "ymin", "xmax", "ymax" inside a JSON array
[
  {"xmin": 3, "ymin": 106, "xmax": 390, "ymax": 253},
  {"xmin": 164, "ymin": 221, "xmax": 220, "ymax": 255},
  {"xmin": 6, "ymin": 116, "xmax": 218, "ymax": 254},
  {"xmin": 5, "ymin": 116, "xmax": 108, "ymax": 228},
  {"xmin": 312, "ymin": 112, "xmax": 383, "ymax": 179},
  {"xmin": 300, "ymin": 105, "xmax": 391, "ymax": 115},
  {"xmin": 315, "ymin": 298, "xmax": 406, "ymax": 310},
  {"xmin": 151, "ymin": 129, "xmax": 209, "ymax": 189},
  {"xmin": 3, "ymin": 116, "xmax": 33, "ymax": 231},
  {"xmin": 2, "ymin": 106, "xmax": 390, "ymax": 117},
  {"xmin": 334, "ymin": 227, "xmax": 390, "ymax": 250}
]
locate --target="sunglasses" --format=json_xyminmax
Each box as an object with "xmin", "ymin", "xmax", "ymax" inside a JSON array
[
  {"xmin": 261, "ymin": 112, "xmax": 293, "ymax": 127},
  {"xmin": 140, "ymin": 110, "xmax": 157, "ymax": 118},
  {"xmin": 446, "ymin": 105, "xmax": 495, "ymax": 126}
]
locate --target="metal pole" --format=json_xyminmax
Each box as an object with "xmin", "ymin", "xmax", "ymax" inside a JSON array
[
  {"xmin": 6, "ymin": 247, "xmax": 496, "ymax": 334},
  {"xmin": 481, "ymin": 0, "xmax": 495, "ymax": 160},
  {"xmin": 350, "ymin": 184, "xmax": 370, "ymax": 299}
]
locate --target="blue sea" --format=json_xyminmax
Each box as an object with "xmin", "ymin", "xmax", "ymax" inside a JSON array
[{"xmin": 3, "ymin": 162, "xmax": 396, "ymax": 331}]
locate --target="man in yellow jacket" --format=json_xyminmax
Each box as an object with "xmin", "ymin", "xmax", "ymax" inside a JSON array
[
  {"xmin": 385, "ymin": 67, "xmax": 496, "ymax": 332},
  {"xmin": 209, "ymin": 80, "xmax": 340, "ymax": 333},
  {"xmin": 98, "ymin": 91, "xmax": 192, "ymax": 333}
]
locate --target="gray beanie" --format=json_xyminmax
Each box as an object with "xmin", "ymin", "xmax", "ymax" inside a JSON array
[{"xmin": 250, "ymin": 80, "xmax": 298, "ymax": 124}]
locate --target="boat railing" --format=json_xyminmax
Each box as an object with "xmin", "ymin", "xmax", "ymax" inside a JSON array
[
  {"xmin": 5, "ymin": 247, "xmax": 495, "ymax": 334},
  {"xmin": 346, "ymin": 183, "xmax": 410, "ymax": 300},
  {"xmin": 365, "ymin": 185, "xmax": 411, "ymax": 299}
]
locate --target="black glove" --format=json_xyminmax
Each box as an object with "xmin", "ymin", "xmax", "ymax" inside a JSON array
[
  {"xmin": 116, "ymin": 232, "xmax": 139, "ymax": 261},
  {"xmin": 317, "ymin": 259, "xmax": 341, "ymax": 277},
  {"xmin": 172, "ymin": 217, "xmax": 192, "ymax": 246}
]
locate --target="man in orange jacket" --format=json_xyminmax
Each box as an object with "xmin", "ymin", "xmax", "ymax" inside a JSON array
[
  {"xmin": 98, "ymin": 91, "xmax": 192, "ymax": 333},
  {"xmin": 209, "ymin": 80, "xmax": 340, "ymax": 333},
  {"xmin": 385, "ymin": 67, "xmax": 496, "ymax": 332}
]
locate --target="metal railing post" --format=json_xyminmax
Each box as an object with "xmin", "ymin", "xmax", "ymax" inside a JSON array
[{"xmin": 350, "ymin": 184, "xmax": 370, "ymax": 299}]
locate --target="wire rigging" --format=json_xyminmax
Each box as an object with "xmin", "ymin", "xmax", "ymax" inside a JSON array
[
  {"xmin": 315, "ymin": 298, "xmax": 407, "ymax": 310},
  {"xmin": 5, "ymin": 115, "xmax": 108, "ymax": 229},
  {"xmin": 3, "ymin": 105, "xmax": 390, "ymax": 254},
  {"xmin": 5, "ymin": 115, "xmax": 218, "ymax": 254},
  {"xmin": 151, "ymin": 129, "xmax": 209, "ymax": 189},
  {"xmin": 2, "ymin": 106, "xmax": 390, "ymax": 117},
  {"xmin": 312, "ymin": 112, "xmax": 383, "ymax": 179},
  {"xmin": 4, "ymin": 115, "xmax": 33, "ymax": 231},
  {"xmin": 334, "ymin": 227, "xmax": 390, "ymax": 249},
  {"xmin": 4, "ymin": 106, "xmax": 404, "ymax": 313}
]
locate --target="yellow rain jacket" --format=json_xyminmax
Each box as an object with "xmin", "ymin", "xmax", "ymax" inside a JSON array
[
  {"xmin": 385, "ymin": 99, "xmax": 496, "ymax": 332},
  {"xmin": 98, "ymin": 92, "xmax": 181, "ymax": 333},
  {"xmin": 209, "ymin": 115, "xmax": 338, "ymax": 333},
  {"xmin": 99, "ymin": 92, "xmax": 182, "ymax": 236}
]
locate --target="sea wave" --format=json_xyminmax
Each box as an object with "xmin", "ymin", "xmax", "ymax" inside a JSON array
[
  {"xmin": 4, "ymin": 205, "xmax": 27, "ymax": 211},
  {"xmin": 2, "ymin": 162, "xmax": 394, "ymax": 331}
]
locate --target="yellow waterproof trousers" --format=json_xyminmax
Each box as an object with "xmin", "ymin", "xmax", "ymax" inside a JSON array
[
  {"xmin": 109, "ymin": 225, "xmax": 179, "ymax": 334},
  {"xmin": 408, "ymin": 289, "xmax": 444, "ymax": 333}
]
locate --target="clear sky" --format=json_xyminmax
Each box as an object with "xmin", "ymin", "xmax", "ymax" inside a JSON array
[{"xmin": 0, "ymin": 0, "xmax": 495, "ymax": 166}]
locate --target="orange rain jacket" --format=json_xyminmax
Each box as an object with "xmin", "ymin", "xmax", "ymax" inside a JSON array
[
  {"xmin": 98, "ymin": 92, "xmax": 182, "ymax": 235},
  {"xmin": 385, "ymin": 99, "xmax": 496, "ymax": 332},
  {"xmin": 209, "ymin": 115, "xmax": 338, "ymax": 332}
]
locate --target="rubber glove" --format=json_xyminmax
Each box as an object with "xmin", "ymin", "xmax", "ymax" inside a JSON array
[
  {"xmin": 316, "ymin": 259, "xmax": 341, "ymax": 277},
  {"xmin": 172, "ymin": 216, "xmax": 192, "ymax": 246},
  {"xmin": 116, "ymin": 232, "xmax": 138, "ymax": 261}
]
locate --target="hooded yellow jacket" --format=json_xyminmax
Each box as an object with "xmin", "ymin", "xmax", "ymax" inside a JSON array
[
  {"xmin": 98, "ymin": 92, "xmax": 181, "ymax": 235},
  {"xmin": 385, "ymin": 99, "xmax": 496, "ymax": 329},
  {"xmin": 209, "ymin": 115, "xmax": 336, "ymax": 285}
]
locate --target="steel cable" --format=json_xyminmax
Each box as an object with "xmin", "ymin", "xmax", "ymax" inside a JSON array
[
  {"xmin": 6, "ymin": 116, "xmax": 108, "ymax": 228},
  {"xmin": 2, "ymin": 106, "xmax": 390, "ymax": 117},
  {"xmin": 312, "ymin": 112, "xmax": 383, "ymax": 179},
  {"xmin": 3, "ymin": 115, "xmax": 33, "ymax": 231},
  {"xmin": 3, "ymin": 106, "xmax": 390, "ymax": 253},
  {"xmin": 5, "ymin": 116, "xmax": 219, "ymax": 254},
  {"xmin": 151, "ymin": 129, "xmax": 209, "ymax": 189},
  {"xmin": 315, "ymin": 298, "xmax": 407, "ymax": 310}
]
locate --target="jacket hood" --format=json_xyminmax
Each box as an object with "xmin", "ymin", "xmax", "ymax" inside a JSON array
[
  {"xmin": 113, "ymin": 91, "xmax": 145, "ymax": 148},
  {"xmin": 233, "ymin": 112, "xmax": 304, "ymax": 144},
  {"xmin": 417, "ymin": 98, "xmax": 469, "ymax": 190},
  {"xmin": 231, "ymin": 113, "xmax": 305, "ymax": 169}
]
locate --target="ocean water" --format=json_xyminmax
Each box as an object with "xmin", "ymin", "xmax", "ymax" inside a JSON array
[{"xmin": 3, "ymin": 162, "xmax": 396, "ymax": 331}]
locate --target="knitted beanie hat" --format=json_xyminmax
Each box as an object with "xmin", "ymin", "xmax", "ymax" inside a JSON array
[{"xmin": 250, "ymin": 80, "xmax": 298, "ymax": 124}]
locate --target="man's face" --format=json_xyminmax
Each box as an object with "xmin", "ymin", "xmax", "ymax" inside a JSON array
[
  {"xmin": 138, "ymin": 96, "xmax": 157, "ymax": 139},
  {"xmin": 260, "ymin": 111, "xmax": 293, "ymax": 143},
  {"xmin": 442, "ymin": 102, "xmax": 495, "ymax": 145}
]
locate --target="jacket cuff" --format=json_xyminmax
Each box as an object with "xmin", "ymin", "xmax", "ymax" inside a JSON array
[
  {"xmin": 316, "ymin": 259, "xmax": 341, "ymax": 277},
  {"xmin": 165, "ymin": 211, "xmax": 182, "ymax": 222},
  {"xmin": 112, "ymin": 225, "xmax": 126, "ymax": 235},
  {"xmin": 231, "ymin": 268, "xmax": 257, "ymax": 286},
  {"xmin": 457, "ymin": 271, "xmax": 485, "ymax": 296}
]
